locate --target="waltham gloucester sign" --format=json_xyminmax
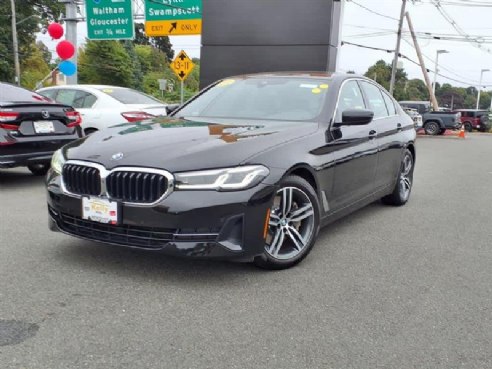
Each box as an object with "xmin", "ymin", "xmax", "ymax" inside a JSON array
[
  {"xmin": 145, "ymin": 0, "xmax": 202, "ymax": 36},
  {"xmin": 86, "ymin": 0, "xmax": 134, "ymax": 40}
]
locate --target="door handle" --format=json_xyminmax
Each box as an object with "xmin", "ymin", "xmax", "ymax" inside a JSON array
[
  {"xmin": 368, "ymin": 130, "xmax": 377, "ymax": 139},
  {"xmin": 397, "ymin": 123, "xmax": 403, "ymax": 131}
]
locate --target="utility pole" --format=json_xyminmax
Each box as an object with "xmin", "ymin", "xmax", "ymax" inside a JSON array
[
  {"xmin": 405, "ymin": 12, "xmax": 439, "ymax": 111},
  {"xmin": 432, "ymin": 50, "xmax": 449, "ymax": 96},
  {"xmin": 389, "ymin": 0, "xmax": 407, "ymax": 96},
  {"xmin": 60, "ymin": 0, "xmax": 78, "ymax": 84},
  {"xmin": 476, "ymin": 69, "xmax": 489, "ymax": 110},
  {"xmin": 10, "ymin": 0, "xmax": 21, "ymax": 85}
]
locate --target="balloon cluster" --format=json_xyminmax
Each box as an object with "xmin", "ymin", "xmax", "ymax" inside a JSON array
[{"xmin": 47, "ymin": 23, "xmax": 76, "ymax": 77}]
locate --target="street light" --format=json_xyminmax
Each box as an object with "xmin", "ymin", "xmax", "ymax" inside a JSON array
[
  {"xmin": 432, "ymin": 50, "xmax": 449, "ymax": 96},
  {"xmin": 476, "ymin": 69, "xmax": 490, "ymax": 110}
]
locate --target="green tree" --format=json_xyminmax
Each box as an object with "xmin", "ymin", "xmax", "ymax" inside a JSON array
[
  {"xmin": 20, "ymin": 42, "xmax": 50, "ymax": 89},
  {"xmin": 78, "ymin": 40, "xmax": 133, "ymax": 87},
  {"xmin": 405, "ymin": 79, "xmax": 428, "ymax": 101},
  {"xmin": 121, "ymin": 40, "xmax": 143, "ymax": 90},
  {"xmin": 134, "ymin": 23, "xmax": 174, "ymax": 61},
  {"xmin": 0, "ymin": 0, "xmax": 63, "ymax": 82},
  {"xmin": 364, "ymin": 60, "xmax": 408, "ymax": 100}
]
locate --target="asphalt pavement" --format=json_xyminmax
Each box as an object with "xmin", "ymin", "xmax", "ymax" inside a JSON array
[{"xmin": 1, "ymin": 134, "xmax": 491, "ymax": 369}]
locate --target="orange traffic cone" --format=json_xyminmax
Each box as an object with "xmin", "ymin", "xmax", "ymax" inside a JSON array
[{"xmin": 458, "ymin": 125, "xmax": 466, "ymax": 139}]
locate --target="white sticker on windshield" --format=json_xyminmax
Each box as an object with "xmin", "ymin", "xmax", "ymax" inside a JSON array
[{"xmin": 299, "ymin": 84, "xmax": 319, "ymax": 89}]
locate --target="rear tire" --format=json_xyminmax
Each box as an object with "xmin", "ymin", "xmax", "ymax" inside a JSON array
[
  {"xmin": 424, "ymin": 121, "xmax": 440, "ymax": 135},
  {"xmin": 254, "ymin": 175, "xmax": 320, "ymax": 270},
  {"xmin": 27, "ymin": 163, "xmax": 50, "ymax": 176},
  {"xmin": 382, "ymin": 149, "xmax": 414, "ymax": 206}
]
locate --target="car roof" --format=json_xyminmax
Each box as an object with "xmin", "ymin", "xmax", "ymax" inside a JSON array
[
  {"xmin": 39, "ymin": 84, "xmax": 130, "ymax": 90},
  {"xmin": 217, "ymin": 72, "xmax": 364, "ymax": 82},
  {"xmin": 455, "ymin": 109, "xmax": 487, "ymax": 112}
]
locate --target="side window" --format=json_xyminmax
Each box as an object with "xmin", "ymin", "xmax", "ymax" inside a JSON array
[
  {"xmin": 360, "ymin": 81, "xmax": 388, "ymax": 119},
  {"xmin": 73, "ymin": 91, "xmax": 97, "ymax": 109},
  {"xmin": 54, "ymin": 89, "xmax": 77, "ymax": 106},
  {"xmin": 38, "ymin": 89, "xmax": 57, "ymax": 100},
  {"xmin": 382, "ymin": 91, "xmax": 397, "ymax": 116},
  {"xmin": 335, "ymin": 80, "xmax": 366, "ymax": 121}
]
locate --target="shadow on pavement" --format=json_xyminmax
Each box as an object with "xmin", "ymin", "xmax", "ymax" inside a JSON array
[
  {"xmin": 0, "ymin": 169, "xmax": 44, "ymax": 189},
  {"xmin": 53, "ymin": 201, "xmax": 390, "ymax": 283}
]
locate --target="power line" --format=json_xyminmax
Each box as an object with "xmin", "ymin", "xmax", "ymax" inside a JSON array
[
  {"xmin": 347, "ymin": 0, "xmax": 399, "ymax": 21},
  {"xmin": 341, "ymin": 40, "xmax": 492, "ymax": 87},
  {"xmin": 430, "ymin": 0, "xmax": 492, "ymax": 54}
]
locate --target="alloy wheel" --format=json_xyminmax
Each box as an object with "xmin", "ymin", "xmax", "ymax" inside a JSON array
[
  {"xmin": 265, "ymin": 186, "xmax": 315, "ymax": 260},
  {"xmin": 399, "ymin": 153, "xmax": 413, "ymax": 201}
]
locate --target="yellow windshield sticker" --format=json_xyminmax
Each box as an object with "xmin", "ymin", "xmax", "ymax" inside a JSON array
[
  {"xmin": 312, "ymin": 88, "xmax": 322, "ymax": 94},
  {"xmin": 319, "ymin": 84, "xmax": 329, "ymax": 89},
  {"xmin": 217, "ymin": 79, "xmax": 236, "ymax": 87}
]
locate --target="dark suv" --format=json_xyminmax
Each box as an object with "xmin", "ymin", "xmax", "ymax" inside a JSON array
[
  {"xmin": 455, "ymin": 109, "xmax": 490, "ymax": 132},
  {"xmin": 0, "ymin": 83, "xmax": 83, "ymax": 175}
]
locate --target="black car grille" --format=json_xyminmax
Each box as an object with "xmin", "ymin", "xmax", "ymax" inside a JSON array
[
  {"xmin": 106, "ymin": 171, "xmax": 168, "ymax": 203},
  {"xmin": 62, "ymin": 164, "xmax": 101, "ymax": 196},
  {"xmin": 53, "ymin": 212, "xmax": 220, "ymax": 249}
]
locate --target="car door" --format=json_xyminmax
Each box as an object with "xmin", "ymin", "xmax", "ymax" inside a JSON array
[
  {"xmin": 327, "ymin": 79, "xmax": 379, "ymax": 211},
  {"xmin": 360, "ymin": 81, "xmax": 403, "ymax": 190},
  {"xmin": 52, "ymin": 89, "xmax": 100, "ymax": 131}
]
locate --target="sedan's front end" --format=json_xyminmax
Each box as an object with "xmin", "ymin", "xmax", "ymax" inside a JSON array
[{"xmin": 47, "ymin": 152, "xmax": 276, "ymax": 260}]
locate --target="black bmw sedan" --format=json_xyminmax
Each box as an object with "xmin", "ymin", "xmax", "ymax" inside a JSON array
[{"xmin": 47, "ymin": 73, "xmax": 416, "ymax": 269}]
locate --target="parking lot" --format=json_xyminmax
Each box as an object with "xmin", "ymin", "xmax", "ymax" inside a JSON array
[{"xmin": 1, "ymin": 135, "xmax": 491, "ymax": 369}]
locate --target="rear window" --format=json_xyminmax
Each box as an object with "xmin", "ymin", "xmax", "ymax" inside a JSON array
[
  {"xmin": 96, "ymin": 87, "xmax": 162, "ymax": 104},
  {"xmin": 0, "ymin": 83, "xmax": 51, "ymax": 103}
]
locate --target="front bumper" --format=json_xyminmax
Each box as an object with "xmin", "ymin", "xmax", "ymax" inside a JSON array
[{"xmin": 47, "ymin": 171, "xmax": 276, "ymax": 260}]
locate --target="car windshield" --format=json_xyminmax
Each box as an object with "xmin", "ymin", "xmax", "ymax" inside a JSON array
[
  {"xmin": 175, "ymin": 77, "xmax": 331, "ymax": 121},
  {"xmin": 96, "ymin": 87, "xmax": 163, "ymax": 105},
  {"xmin": 0, "ymin": 83, "xmax": 51, "ymax": 103}
]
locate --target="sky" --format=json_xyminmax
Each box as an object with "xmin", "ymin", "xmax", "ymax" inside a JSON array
[{"xmin": 37, "ymin": 0, "xmax": 492, "ymax": 89}]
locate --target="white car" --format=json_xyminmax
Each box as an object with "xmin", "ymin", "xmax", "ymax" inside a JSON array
[{"xmin": 37, "ymin": 85, "xmax": 168, "ymax": 135}]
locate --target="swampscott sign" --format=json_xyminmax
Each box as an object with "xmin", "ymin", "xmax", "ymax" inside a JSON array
[
  {"xmin": 86, "ymin": 0, "xmax": 134, "ymax": 40},
  {"xmin": 144, "ymin": 0, "xmax": 202, "ymax": 36}
]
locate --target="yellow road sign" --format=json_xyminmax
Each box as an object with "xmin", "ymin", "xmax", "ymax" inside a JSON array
[
  {"xmin": 171, "ymin": 51, "xmax": 195, "ymax": 81},
  {"xmin": 145, "ymin": 19, "xmax": 202, "ymax": 36}
]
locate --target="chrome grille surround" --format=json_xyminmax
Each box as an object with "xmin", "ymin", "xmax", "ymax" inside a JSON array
[{"xmin": 61, "ymin": 160, "xmax": 174, "ymax": 207}]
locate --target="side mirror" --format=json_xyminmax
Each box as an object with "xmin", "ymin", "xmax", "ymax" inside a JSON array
[
  {"xmin": 338, "ymin": 109, "xmax": 374, "ymax": 126},
  {"xmin": 165, "ymin": 104, "xmax": 180, "ymax": 115}
]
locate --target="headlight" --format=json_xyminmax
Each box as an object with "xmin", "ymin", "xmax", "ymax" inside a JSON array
[
  {"xmin": 175, "ymin": 165, "xmax": 269, "ymax": 191},
  {"xmin": 51, "ymin": 149, "xmax": 66, "ymax": 174}
]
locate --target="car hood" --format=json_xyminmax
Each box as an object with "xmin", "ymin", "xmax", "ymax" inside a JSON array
[{"xmin": 63, "ymin": 117, "xmax": 319, "ymax": 172}]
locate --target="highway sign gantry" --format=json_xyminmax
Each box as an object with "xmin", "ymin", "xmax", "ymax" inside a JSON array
[
  {"xmin": 86, "ymin": 0, "xmax": 134, "ymax": 40},
  {"xmin": 171, "ymin": 50, "xmax": 195, "ymax": 82},
  {"xmin": 144, "ymin": 0, "xmax": 202, "ymax": 36}
]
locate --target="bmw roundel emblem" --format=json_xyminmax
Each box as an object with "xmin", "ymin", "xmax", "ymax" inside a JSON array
[{"xmin": 111, "ymin": 152, "xmax": 124, "ymax": 161}]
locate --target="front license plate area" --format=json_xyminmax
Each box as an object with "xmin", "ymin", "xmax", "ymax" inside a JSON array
[
  {"xmin": 82, "ymin": 197, "xmax": 119, "ymax": 225},
  {"xmin": 33, "ymin": 120, "xmax": 55, "ymax": 134}
]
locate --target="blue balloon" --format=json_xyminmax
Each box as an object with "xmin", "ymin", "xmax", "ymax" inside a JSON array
[{"xmin": 59, "ymin": 60, "xmax": 77, "ymax": 76}]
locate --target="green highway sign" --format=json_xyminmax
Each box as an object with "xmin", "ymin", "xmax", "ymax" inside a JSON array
[
  {"xmin": 86, "ymin": 0, "xmax": 134, "ymax": 40},
  {"xmin": 145, "ymin": 0, "xmax": 202, "ymax": 36},
  {"xmin": 145, "ymin": 0, "xmax": 202, "ymax": 21}
]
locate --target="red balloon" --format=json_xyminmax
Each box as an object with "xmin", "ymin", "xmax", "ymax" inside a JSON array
[
  {"xmin": 56, "ymin": 40, "xmax": 75, "ymax": 60},
  {"xmin": 47, "ymin": 23, "xmax": 64, "ymax": 39}
]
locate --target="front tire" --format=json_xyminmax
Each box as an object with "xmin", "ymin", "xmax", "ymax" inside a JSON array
[
  {"xmin": 382, "ymin": 149, "xmax": 414, "ymax": 206},
  {"xmin": 254, "ymin": 175, "xmax": 320, "ymax": 270},
  {"xmin": 27, "ymin": 163, "xmax": 50, "ymax": 176},
  {"xmin": 464, "ymin": 122, "xmax": 473, "ymax": 132}
]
